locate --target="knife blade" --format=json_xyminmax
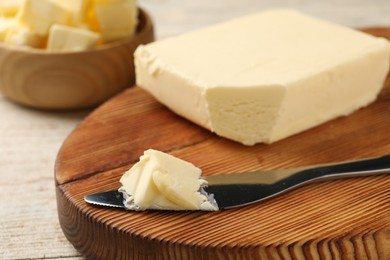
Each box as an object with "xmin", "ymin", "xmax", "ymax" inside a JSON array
[{"xmin": 84, "ymin": 155, "xmax": 390, "ymax": 210}]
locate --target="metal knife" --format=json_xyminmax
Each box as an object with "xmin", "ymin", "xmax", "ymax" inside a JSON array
[{"xmin": 84, "ymin": 155, "xmax": 390, "ymax": 210}]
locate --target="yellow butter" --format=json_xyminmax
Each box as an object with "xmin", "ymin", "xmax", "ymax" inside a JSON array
[
  {"xmin": 94, "ymin": 1, "xmax": 137, "ymax": 42},
  {"xmin": 0, "ymin": 0, "xmax": 138, "ymax": 48},
  {"xmin": 135, "ymin": 9, "xmax": 390, "ymax": 145},
  {"xmin": 119, "ymin": 149, "xmax": 218, "ymax": 211},
  {"xmin": 17, "ymin": 0, "xmax": 70, "ymax": 36},
  {"xmin": 47, "ymin": 23, "xmax": 100, "ymax": 51},
  {"xmin": 0, "ymin": 0, "xmax": 22, "ymax": 17},
  {"xmin": 92, "ymin": 0, "xmax": 124, "ymax": 6},
  {"xmin": 4, "ymin": 21, "xmax": 45, "ymax": 48},
  {"xmin": 54, "ymin": 0, "xmax": 89, "ymax": 25},
  {"xmin": 0, "ymin": 17, "xmax": 13, "ymax": 41}
]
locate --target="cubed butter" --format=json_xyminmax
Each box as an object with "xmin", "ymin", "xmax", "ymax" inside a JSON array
[
  {"xmin": 93, "ymin": 0, "xmax": 137, "ymax": 42},
  {"xmin": 0, "ymin": 17, "xmax": 13, "ymax": 41},
  {"xmin": 0, "ymin": 0, "xmax": 138, "ymax": 49},
  {"xmin": 93, "ymin": 0, "xmax": 124, "ymax": 5},
  {"xmin": 135, "ymin": 9, "xmax": 390, "ymax": 145},
  {"xmin": 119, "ymin": 149, "xmax": 218, "ymax": 211},
  {"xmin": 54, "ymin": 0, "xmax": 89, "ymax": 25},
  {"xmin": 17, "ymin": 0, "xmax": 70, "ymax": 35},
  {"xmin": 47, "ymin": 24, "xmax": 100, "ymax": 51},
  {"xmin": 4, "ymin": 21, "xmax": 45, "ymax": 48},
  {"xmin": 0, "ymin": 0, "xmax": 22, "ymax": 17}
]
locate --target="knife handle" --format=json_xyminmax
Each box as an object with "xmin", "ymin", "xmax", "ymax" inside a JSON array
[{"xmin": 290, "ymin": 155, "xmax": 390, "ymax": 185}]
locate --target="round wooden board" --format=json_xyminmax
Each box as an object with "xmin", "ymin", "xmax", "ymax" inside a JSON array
[{"xmin": 56, "ymin": 28, "xmax": 390, "ymax": 259}]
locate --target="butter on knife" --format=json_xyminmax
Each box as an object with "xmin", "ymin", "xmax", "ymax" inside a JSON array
[
  {"xmin": 118, "ymin": 149, "xmax": 219, "ymax": 211},
  {"xmin": 85, "ymin": 152, "xmax": 390, "ymax": 211}
]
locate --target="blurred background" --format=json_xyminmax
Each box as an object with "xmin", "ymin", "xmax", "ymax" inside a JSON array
[{"xmin": 141, "ymin": 0, "xmax": 390, "ymax": 38}]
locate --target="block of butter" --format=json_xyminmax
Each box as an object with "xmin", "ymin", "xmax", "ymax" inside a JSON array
[
  {"xmin": 119, "ymin": 149, "xmax": 218, "ymax": 211},
  {"xmin": 135, "ymin": 9, "xmax": 390, "ymax": 145}
]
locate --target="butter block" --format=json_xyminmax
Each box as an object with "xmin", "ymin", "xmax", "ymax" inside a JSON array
[
  {"xmin": 119, "ymin": 149, "xmax": 218, "ymax": 211},
  {"xmin": 135, "ymin": 9, "xmax": 390, "ymax": 145},
  {"xmin": 47, "ymin": 24, "xmax": 100, "ymax": 51},
  {"xmin": 17, "ymin": 0, "xmax": 70, "ymax": 35}
]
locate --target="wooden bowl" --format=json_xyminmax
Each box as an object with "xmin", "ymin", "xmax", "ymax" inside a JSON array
[{"xmin": 0, "ymin": 8, "xmax": 154, "ymax": 110}]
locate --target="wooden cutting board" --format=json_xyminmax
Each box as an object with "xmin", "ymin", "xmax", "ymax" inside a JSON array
[{"xmin": 55, "ymin": 28, "xmax": 390, "ymax": 260}]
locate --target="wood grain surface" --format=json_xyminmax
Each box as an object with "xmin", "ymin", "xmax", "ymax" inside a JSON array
[{"xmin": 55, "ymin": 28, "xmax": 390, "ymax": 259}]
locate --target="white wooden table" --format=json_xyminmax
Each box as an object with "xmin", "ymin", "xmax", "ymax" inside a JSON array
[{"xmin": 1, "ymin": 0, "xmax": 389, "ymax": 259}]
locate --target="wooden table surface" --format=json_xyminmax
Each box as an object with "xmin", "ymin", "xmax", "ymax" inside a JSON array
[{"xmin": 1, "ymin": 0, "xmax": 390, "ymax": 259}]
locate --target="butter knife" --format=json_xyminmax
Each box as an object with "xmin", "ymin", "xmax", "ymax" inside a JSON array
[{"xmin": 84, "ymin": 155, "xmax": 390, "ymax": 210}]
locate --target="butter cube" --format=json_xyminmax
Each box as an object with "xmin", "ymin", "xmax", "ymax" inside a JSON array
[
  {"xmin": 4, "ymin": 22, "xmax": 45, "ymax": 48},
  {"xmin": 93, "ymin": 0, "xmax": 124, "ymax": 4},
  {"xmin": 0, "ymin": 0, "xmax": 22, "ymax": 17},
  {"xmin": 94, "ymin": 1, "xmax": 137, "ymax": 42},
  {"xmin": 47, "ymin": 24, "xmax": 100, "ymax": 51},
  {"xmin": 92, "ymin": 0, "xmax": 130, "ymax": 7},
  {"xmin": 54, "ymin": 0, "xmax": 89, "ymax": 25},
  {"xmin": 17, "ymin": 0, "xmax": 70, "ymax": 35},
  {"xmin": 85, "ymin": 0, "xmax": 123, "ymax": 32},
  {"xmin": 0, "ymin": 17, "xmax": 14, "ymax": 41}
]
